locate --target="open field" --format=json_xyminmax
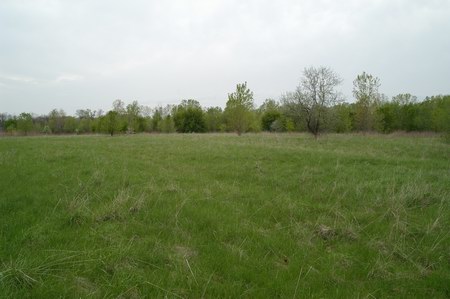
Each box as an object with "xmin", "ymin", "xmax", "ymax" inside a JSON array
[{"xmin": 0, "ymin": 133, "xmax": 449, "ymax": 298}]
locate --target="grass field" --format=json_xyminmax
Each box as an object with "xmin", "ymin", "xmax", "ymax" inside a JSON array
[{"xmin": 0, "ymin": 133, "xmax": 449, "ymax": 298}]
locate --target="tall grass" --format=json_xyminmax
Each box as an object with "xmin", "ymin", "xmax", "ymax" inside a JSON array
[{"xmin": 0, "ymin": 133, "xmax": 449, "ymax": 297}]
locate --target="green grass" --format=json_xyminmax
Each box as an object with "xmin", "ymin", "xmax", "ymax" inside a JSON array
[{"xmin": 0, "ymin": 133, "xmax": 449, "ymax": 298}]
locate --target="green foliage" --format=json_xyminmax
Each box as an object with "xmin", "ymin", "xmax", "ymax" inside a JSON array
[
  {"xmin": 204, "ymin": 107, "xmax": 224, "ymax": 132},
  {"xmin": 17, "ymin": 113, "xmax": 33, "ymax": 135},
  {"xmin": 158, "ymin": 115, "xmax": 176, "ymax": 133},
  {"xmin": 377, "ymin": 102, "xmax": 396, "ymax": 133},
  {"xmin": 328, "ymin": 103, "xmax": 353, "ymax": 133},
  {"xmin": 1, "ymin": 93, "xmax": 449, "ymax": 136},
  {"xmin": 101, "ymin": 111, "xmax": 120, "ymax": 136},
  {"xmin": 48, "ymin": 109, "xmax": 66, "ymax": 134},
  {"xmin": 260, "ymin": 99, "xmax": 282, "ymax": 131},
  {"xmin": 224, "ymin": 82, "xmax": 254, "ymax": 135},
  {"xmin": 48, "ymin": 111, "xmax": 58, "ymax": 131},
  {"xmin": 375, "ymin": 95, "xmax": 450, "ymax": 134},
  {"xmin": 173, "ymin": 100, "xmax": 206, "ymax": 133},
  {"xmin": 126, "ymin": 101, "xmax": 141, "ymax": 133},
  {"xmin": 63, "ymin": 117, "xmax": 77, "ymax": 134},
  {"xmin": 4, "ymin": 118, "xmax": 17, "ymax": 131},
  {"xmin": 353, "ymin": 72, "xmax": 381, "ymax": 131},
  {"xmin": 75, "ymin": 109, "xmax": 96, "ymax": 133},
  {"xmin": 77, "ymin": 119, "xmax": 92, "ymax": 134},
  {"xmin": 42, "ymin": 125, "xmax": 51, "ymax": 135},
  {"xmin": 430, "ymin": 95, "xmax": 450, "ymax": 133},
  {"xmin": 261, "ymin": 110, "xmax": 281, "ymax": 131},
  {"xmin": 151, "ymin": 107, "xmax": 163, "ymax": 132},
  {"xmin": 283, "ymin": 118, "xmax": 295, "ymax": 132}
]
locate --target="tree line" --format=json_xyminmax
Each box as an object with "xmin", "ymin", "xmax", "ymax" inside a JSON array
[{"xmin": 1, "ymin": 67, "xmax": 449, "ymax": 137}]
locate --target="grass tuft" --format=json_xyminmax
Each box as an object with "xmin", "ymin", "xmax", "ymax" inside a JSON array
[{"xmin": 0, "ymin": 133, "xmax": 448, "ymax": 297}]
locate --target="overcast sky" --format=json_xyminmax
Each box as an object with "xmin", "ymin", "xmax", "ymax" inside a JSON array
[{"xmin": 1, "ymin": 0, "xmax": 449, "ymax": 115}]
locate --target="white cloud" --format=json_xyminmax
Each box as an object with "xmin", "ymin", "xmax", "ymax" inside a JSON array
[
  {"xmin": 0, "ymin": 74, "xmax": 39, "ymax": 84},
  {"xmin": 53, "ymin": 74, "xmax": 84, "ymax": 83}
]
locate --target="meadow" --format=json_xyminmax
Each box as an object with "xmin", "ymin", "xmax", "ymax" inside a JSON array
[{"xmin": 0, "ymin": 133, "xmax": 449, "ymax": 298}]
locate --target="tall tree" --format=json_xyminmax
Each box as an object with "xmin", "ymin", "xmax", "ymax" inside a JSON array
[
  {"xmin": 205, "ymin": 107, "xmax": 224, "ymax": 132},
  {"xmin": 392, "ymin": 93, "xmax": 418, "ymax": 131},
  {"xmin": 48, "ymin": 109, "xmax": 66, "ymax": 134},
  {"xmin": 103, "ymin": 111, "xmax": 120, "ymax": 136},
  {"xmin": 224, "ymin": 82, "xmax": 254, "ymax": 135},
  {"xmin": 283, "ymin": 66, "xmax": 342, "ymax": 137},
  {"xmin": 151, "ymin": 107, "xmax": 163, "ymax": 132},
  {"xmin": 63, "ymin": 116, "xmax": 78, "ymax": 133},
  {"xmin": 17, "ymin": 113, "xmax": 33, "ymax": 135},
  {"xmin": 76, "ymin": 109, "xmax": 95, "ymax": 133},
  {"xmin": 126, "ymin": 101, "xmax": 141, "ymax": 133},
  {"xmin": 173, "ymin": 99, "xmax": 206, "ymax": 133},
  {"xmin": 353, "ymin": 72, "xmax": 381, "ymax": 132}
]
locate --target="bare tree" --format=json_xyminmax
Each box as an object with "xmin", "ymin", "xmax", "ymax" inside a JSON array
[{"xmin": 283, "ymin": 66, "xmax": 342, "ymax": 137}]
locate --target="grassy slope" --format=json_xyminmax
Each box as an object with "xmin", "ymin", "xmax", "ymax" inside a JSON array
[{"xmin": 0, "ymin": 134, "xmax": 449, "ymax": 298}]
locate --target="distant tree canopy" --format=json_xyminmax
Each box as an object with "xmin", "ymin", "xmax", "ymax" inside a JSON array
[
  {"xmin": 283, "ymin": 66, "xmax": 342, "ymax": 137},
  {"xmin": 260, "ymin": 99, "xmax": 281, "ymax": 131},
  {"xmin": 173, "ymin": 100, "xmax": 206, "ymax": 133},
  {"xmin": 102, "ymin": 111, "xmax": 120, "ymax": 136},
  {"xmin": 17, "ymin": 113, "xmax": 33, "ymax": 135},
  {"xmin": 205, "ymin": 107, "xmax": 224, "ymax": 132},
  {"xmin": 353, "ymin": 72, "xmax": 381, "ymax": 132},
  {"xmin": 224, "ymin": 82, "xmax": 255, "ymax": 135},
  {"xmin": 1, "ymin": 68, "xmax": 449, "ymax": 137}
]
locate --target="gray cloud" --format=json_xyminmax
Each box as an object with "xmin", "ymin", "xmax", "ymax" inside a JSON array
[{"xmin": 1, "ymin": 0, "xmax": 449, "ymax": 115}]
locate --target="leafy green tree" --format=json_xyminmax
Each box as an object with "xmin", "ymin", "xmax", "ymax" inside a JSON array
[
  {"xmin": 48, "ymin": 109, "xmax": 66, "ymax": 134},
  {"xmin": 17, "ymin": 113, "xmax": 33, "ymax": 135},
  {"xmin": 259, "ymin": 99, "xmax": 281, "ymax": 131},
  {"xmin": 430, "ymin": 95, "xmax": 450, "ymax": 133},
  {"xmin": 205, "ymin": 107, "xmax": 224, "ymax": 132},
  {"xmin": 392, "ymin": 94, "xmax": 417, "ymax": 131},
  {"xmin": 76, "ymin": 109, "xmax": 95, "ymax": 133},
  {"xmin": 330, "ymin": 103, "xmax": 353, "ymax": 133},
  {"xmin": 173, "ymin": 100, "xmax": 206, "ymax": 133},
  {"xmin": 353, "ymin": 72, "xmax": 381, "ymax": 132},
  {"xmin": 151, "ymin": 107, "xmax": 163, "ymax": 132},
  {"xmin": 158, "ymin": 115, "xmax": 176, "ymax": 133},
  {"xmin": 261, "ymin": 111, "xmax": 281, "ymax": 131},
  {"xmin": 4, "ymin": 118, "xmax": 17, "ymax": 135},
  {"xmin": 111, "ymin": 99, "xmax": 128, "ymax": 132},
  {"xmin": 42, "ymin": 125, "xmax": 51, "ymax": 135},
  {"xmin": 139, "ymin": 106, "xmax": 153, "ymax": 132},
  {"xmin": 283, "ymin": 66, "xmax": 342, "ymax": 137},
  {"xmin": 102, "ymin": 111, "xmax": 120, "ymax": 136},
  {"xmin": 63, "ymin": 116, "xmax": 78, "ymax": 133},
  {"xmin": 149, "ymin": 105, "xmax": 175, "ymax": 133},
  {"xmin": 126, "ymin": 101, "xmax": 141, "ymax": 133},
  {"xmin": 78, "ymin": 119, "xmax": 91, "ymax": 133},
  {"xmin": 224, "ymin": 82, "xmax": 254, "ymax": 135},
  {"xmin": 376, "ymin": 102, "xmax": 396, "ymax": 133}
]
